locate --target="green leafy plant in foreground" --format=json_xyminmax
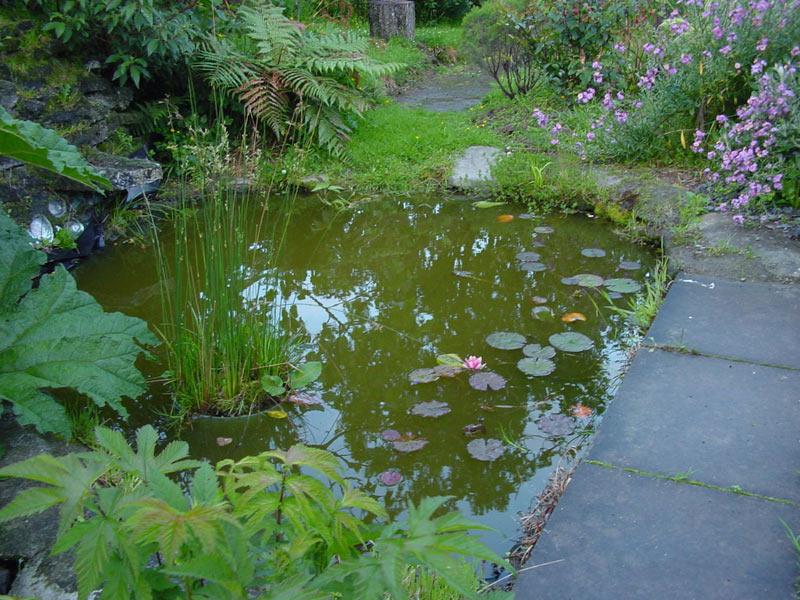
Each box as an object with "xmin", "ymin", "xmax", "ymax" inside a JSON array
[
  {"xmin": 0, "ymin": 212, "xmax": 157, "ymax": 437},
  {"xmin": 0, "ymin": 425, "xmax": 514, "ymax": 600}
]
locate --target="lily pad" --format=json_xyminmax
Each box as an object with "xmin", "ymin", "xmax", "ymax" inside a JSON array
[
  {"xmin": 573, "ymin": 273, "xmax": 605, "ymax": 287},
  {"xmin": 531, "ymin": 296, "xmax": 548, "ymax": 304},
  {"xmin": 436, "ymin": 353, "xmax": 463, "ymax": 367},
  {"xmin": 537, "ymin": 414, "xmax": 576, "ymax": 436},
  {"xmin": 216, "ymin": 437, "xmax": 233, "ymax": 447},
  {"xmin": 549, "ymin": 332, "xmax": 594, "ymax": 353},
  {"xmin": 462, "ymin": 423, "xmax": 486, "ymax": 437},
  {"xmin": 522, "ymin": 344, "xmax": 556, "ymax": 359},
  {"xmin": 604, "ymin": 278, "xmax": 642, "ymax": 293},
  {"xmin": 581, "ymin": 248, "xmax": 606, "ymax": 258},
  {"xmin": 382, "ymin": 429, "xmax": 401, "ymax": 441},
  {"xmin": 409, "ymin": 368, "xmax": 439, "ymax": 384},
  {"xmin": 393, "ymin": 437, "xmax": 428, "ymax": 453},
  {"xmin": 532, "ymin": 306, "xmax": 553, "ymax": 318},
  {"xmin": 452, "ymin": 270, "xmax": 474, "ymax": 278},
  {"xmin": 380, "ymin": 470, "xmax": 403, "ymax": 486},
  {"xmin": 518, "ymin": 213, "xmax": 536, "ymax": 219},
  {"xmin": 561, "ymin": 277, "xmax": 579, "ymax": 286},
  {"xmin": 619, "ymin": 260, "xmax": 641, "ymax": 270},
  {"xmin": 515, "ymin": 251, "xmax": 541, "ymax": 262},
  {"xmin": 534, "ymin": 226, "xmax": 554, "ymax": 234},
  {"xmin": 432, "ymin": 364, "xmax": 462, "ymax": 378},
  {"xmin": 486, "ymin": 331, "xmax": 526, "ymax": 350},
  {"xmin": 410, "ymin": 400, "xmax": 451, "ymax": 418},
  {"xmin": 466, "ymin": 438, "xmax": 506, "ymax": 461},
  {"xmin": 469, "ymin": 371, "xmax": 507, "ymax": 391},
  {"xmin": 287, "ymin": 392, "xmax": 323, "ymax": 406},
  {"xmin": 607, "ymin": 291, "xmax": 623, "ymax": 300},
  {"xmin": 517, "ymin": 357, "xmax": 556, "ymax": 377},
  {"xmin": 530, "ymin": 240, "xmax": 546, "ymax": 247},
  {"xmin": 520, "ymin": 261, "xmax": 547, "ymax": 272}
]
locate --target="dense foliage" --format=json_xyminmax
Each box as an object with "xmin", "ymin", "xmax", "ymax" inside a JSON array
[{"xmin": 0, "ymin": 426, "xmax": 514, "ymax": 599}]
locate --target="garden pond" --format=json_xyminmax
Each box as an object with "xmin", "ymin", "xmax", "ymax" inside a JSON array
[{"xmin": 73, "ymin": 194, "xmax": 656, "ymax": 555}]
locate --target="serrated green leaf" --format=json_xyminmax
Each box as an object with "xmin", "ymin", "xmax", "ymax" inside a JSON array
[
  {"xmin": 0, "ymin": 212, "xmax": 46, "ymax": 314},
  {"xmin": 0, "ymin": 486, "xmax": 63, "ymax": 521},
  {"xmin": 0, "ymin": 266, "xmax": 158, "ymax": 436},
  {"xmin": 191, "ymin": 462, "xmax": 219, "ymax": 505},
  {"xmin": 0, "ymin": 105, "xmax": 111, "ymax": 193},
  {"xmin": 263, "ymin": 445, "xmax": 343, "ymax": 485}
]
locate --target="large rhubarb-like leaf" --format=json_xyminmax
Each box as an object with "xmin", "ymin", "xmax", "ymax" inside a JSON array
[
  {"xmin": 0, "ymin": 105, "xmax": 111, "ymax": 193},
  {"xmin": 0, "ymin": 214, "xmax": 156, "ymax": 436}
]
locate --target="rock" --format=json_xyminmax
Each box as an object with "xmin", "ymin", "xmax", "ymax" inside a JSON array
[
  {"xmin": 9, "ymin": 553, "xmax": 82, "ymax": 600},
  {"xmin": 446, "ymin": 145, "xmax": 502, "ymax": 190},
  {"xmin": 0, "ymin": 80, "xmax": 19, "ymax": 111},
  {"xmin": 82, "ymin": 150, "xmax": 163, "ymax": 193}
]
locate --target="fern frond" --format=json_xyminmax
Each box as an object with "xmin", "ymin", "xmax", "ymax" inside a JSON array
[
  {"xmin": 194, "ymin": 42, "xmax": 256, "ymax": 91},
  {"xmin": 239, "ymin": 4, "xmax": 301, "ymax": 58},
  {"xmin": 237, "ymin": 73, "xmax": 291, "ymax": 138}
]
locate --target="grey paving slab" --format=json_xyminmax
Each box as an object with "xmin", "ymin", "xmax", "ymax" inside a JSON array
[
  {"xmin": 515, "ymin": 464, "xmax": 800, "ymax": 600},
  {"xmin": 588, "ymin": 348, "xmax": 800, "ymax": 503},
  {"xmin": 647, "ymin": 274, "xmax": 800, "ymax": 369}
]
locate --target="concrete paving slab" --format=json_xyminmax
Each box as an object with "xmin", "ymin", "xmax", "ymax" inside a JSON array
[
  {"xmin": 588, "ymin": 348, "xmax": 800, "ymax": 503},
  {"xmin": 515, "ymin": 464, "xmax": 800, "ymax": 600},
  {"xmin": 446, "ymin": 145, "xmax": 501, "ymax": 190},
  {"xmin": 647, "ymin": 274, "xmax": 800, "ymax": 369}
]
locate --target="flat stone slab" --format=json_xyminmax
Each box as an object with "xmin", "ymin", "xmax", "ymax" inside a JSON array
[
  {"xmin": 588, "ymin": 348, "xmax": 800, "ymax": 503},
  {"xmin": 647, "ymin": 274, "xmax": 800, "ymax": 369},
  {"xmin": 394, "ymin": 69, "xmax": 492, "ymax": 112},
  {"xmin": 446, "ymin": 145, "xmax": 500, "ymax": 190},
  {"xmin": 515, "ymin": 464, "xmax": 800, "ymax": 600}
]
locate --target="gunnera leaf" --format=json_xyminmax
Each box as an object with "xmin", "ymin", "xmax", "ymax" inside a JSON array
[
  {"xmin": 537, "ymin": 414, "xmax": 576, "ymax": 436},
  {"xmin": 410, "ymin": 400, "xmax": 451, "ymax": 418},
  {"xmin": 604, "ymin": 278, "xmax": 642, "ymax": 294},
  {"xmin": 549, "ymin": 332, "xmax": 594, "ymax": 353},
  {"xmin": 581, "ymin": 248, "xmax": 606, "ymax": 258},
  {"xmin": 517, "ymin": 357, "xmax": 556, "ymax": 377},
  {"xmin": 486, "ymin": 331, "xmax": 526, "ymax": 350},
  {"xmin": 380, "ymin": 470, "xmax": 403, "ymax": 485},
  {"xmin": 468, "ymin": 371, "xmax": 506, "ymax": 391},
  {"xmin": 522, "ymin": 344, "xmax": 556, "ymax": 359},
  {"xmin": 515, "ymin": 251, "xmax": 541, "ymax": 262},
  {"xmin": 409, "ymin": 368, "xmax": 439, "ymax": 384},
  {"xmin": 466, "ymin": 438, "xmax": 505, "ymax": 461}
]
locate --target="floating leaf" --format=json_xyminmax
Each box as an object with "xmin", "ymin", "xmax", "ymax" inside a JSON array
[
  {"xmin": 619, "ymin": 261, "xmax": 641, "ymax": 270},
  {"xmin": 517, "ymin": 357, "xmax": 556, "ymax": 376},
  {"xmin": 497, "ymin": 214, "xmax": 514, "ymax": 223},
  {"xmin": 530, "ymin": 240, "xmax": 546, "ymax": 248},
  {"xmin": 381, "ymin": 429, "xmax": 401, "ymax": 441},
  {"xmin": 522, "ymin": 344, "xmax": 556, "ymax": 359},
  {"xmin": 289, "ymin": 361, "xmax": 322, "ymax": 389},
  {"xmin": 516, "ymin": 251, "xmax": 541, "ymax": 262},
  {"xmin": 537, "ymin": 414, "xmax": 576, "ymax": 436},
  {"xmin": 266, "ymin": 409, "xmax": 288, "ymax": 419},
  {"xmin": 410, "ymin": 400, "xmax": 451, "ymax": 418},
  {"xmin": 452, "ymin": 270, "xmax": 474, "ymax": 278},
  {"xmin": 531, "ymin": 296, "xmax": 548, "ymax": 304},
  {"xmin": 561, "ymin": 277, "xmax": 579, "ymax": 286},
  {"xmin": 436, "ymin": 353, "xmax": 463, "ymax": 367},
  {"xmin": 573, "ymin": 273, "xmax": 604, "ymax": 287},
  {"xmin": 549, "ymin": 332, "xmax": 594, "ymax": 352},
  {"xmin": 534, "ymin": 226, "xmax": 554, "ymax": 233},
  {"xmin": 393, "ymin": 437, "xmax": 428, "ymax": 453},
  {"xmin": 581, "ymin": 248, "xmax": 606, "ymax": 258},
  {"xmin": 571, "ymin": 404, "xmax": 593, "ymax": 418},
  {"xmin": 216, "ymin": 437, "xmax": 233, "ymax": 447},
  {"xmin": 409, "ymin": 368, "xmax": 439, "ymax": 384},
  {"xmin": 520, "ymin": 262, "xmax": 547, "ymax": 272},
  {"xmin": 518, "ymin": 213, "xmax": 536, "ymax": 219},
  {"xmin": 532, "ymin": 306, "xmax": 553, "ymax": 318},
  {"xmin": 604, "ymin": 278, "xmax": 642, "ymax": 294},
  {"xmin": 472, "ymin": 200, "xmax": 506, "ymax": 208},
  {"xmin": 380, "ymin": 470, "xmax": 403, "ymax": 486},
  {"xmin": 287, "ymin": 392, "xmax": 323, "ymax": 406},
  {"xmin": 607, "ymin": 291, "xmax": 623, "ymax": 300},
  {"xmin": 561, "ymin": 312, "xmax": 587, "ymax": 322},
  {"xmin": 486, "ymin": 331, "xmax": 526, "ymax": 350},
  {"xmin": 432, "ymin": 365, "xmax": 462, "ymax": 378},
  {"xmin": 466, "ymin": 438, "xmax": 505, "ymax": 461},
  {"xmin": 462, "ymin": 423, "xmax": 486, "ymax": 437},
  {"xmin": 261, "ymin": 374, "xmax": 285, "ymax": 397},
  {"xmin": 469, "ymin": 371, "xmax": 507, "ymax": 391}
]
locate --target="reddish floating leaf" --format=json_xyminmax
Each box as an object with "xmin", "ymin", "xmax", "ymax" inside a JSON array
[
  {"xmin": 381, "ymin": 429, "xmax": 401, "ymax": 441},
  {"xmin": 380, "ymin": 470, "xmax": 403, "ymax": 486},
  {"xmin": 410, "ymin": 400, "xmax": 451, "ymax": 418},
  {"xmin": 561, "ymin": 312, "xmax": 587, "ymax": 322},
  {"xmin": 571, "ymin": 404, "xmax": 593, "ymax": 418},
  {"xmin": 466, "ymin": 438, "xmax": 506, "ymax": 461},
  {"xmin": 469, "ymin": 371, "xmax": 507, "ymax": 391}
]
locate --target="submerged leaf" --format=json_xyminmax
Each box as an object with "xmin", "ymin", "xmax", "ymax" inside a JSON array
[
  {"xmin": 486, "ymin": 331, "xmax": 526, "ymax": 350},
  {"xmin": 410, "ymin": 400, "xmax": 451, "ymax": 418},
  {"xmin": 549, "ymin": 332, "xmax": 594, "ymax": 353},
  {"xmin": 522, "ymin": 344, "xmax": 556, "ymax": 359},
  {"xmin": 379, "ymin": 470, "xmax": 402, "ymax": 486},
  {"xmin": 517, "ymin": 357, "xmax": 556, "ymax": 377},
  {"xmin": 537, "ymin": 414, "xmax": 576, "ymax": 436},
  {"xmin": 466, "ymin": 438, "xmax": 505, "ymax": 461},
  {"xmin": 409, "ymin": 368, "xmax": 439, "ymax": 384},
  {"xmin": 561, "ymin": 312, "xmax": 587, "ymax": 323},
  {"xmin": 532, "ymin": 306, "xmax": 553, "ymax": 318},
  {"xmin": 604, "ymin": 278, "xmax": 642, "ymax": 293},
  {"xmin": 468, "ymin": 371, "xmax": 506, "ymax": 391},
  {"xmin": 393, "ymin": 437, "xmax": 428, "ymax": 453},
  {"xmin": 472, "ymin": 200, "xmax": 506, "ymax": 208}
]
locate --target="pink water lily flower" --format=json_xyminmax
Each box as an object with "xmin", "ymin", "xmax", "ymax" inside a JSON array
[{"xmin": 463, "ymin": 356, "xmax": 485, "ymax": 370}]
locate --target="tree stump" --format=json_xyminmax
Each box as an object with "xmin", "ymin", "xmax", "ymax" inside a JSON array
[{"xmin": 368, "ymin": 0, "xmax": 415, "ymax": 40}]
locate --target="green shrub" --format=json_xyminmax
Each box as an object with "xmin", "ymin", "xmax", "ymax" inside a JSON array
[
  {"xmin": 415, "ymin": 0, "xmax": 479, "ymax": 24},
  {"xmin": 0, "ymin": 425, "xmax": 515, "ymax": 600}
]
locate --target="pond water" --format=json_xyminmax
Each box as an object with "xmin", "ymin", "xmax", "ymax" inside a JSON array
[{"xmin": 74, "ymin": 195, "xmax": 655, "ymax": 556}]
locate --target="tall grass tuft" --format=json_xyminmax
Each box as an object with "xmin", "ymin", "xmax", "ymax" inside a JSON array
[{"xmin": 152, "ymin": 182, "xmax": 299, "ymax": 417}]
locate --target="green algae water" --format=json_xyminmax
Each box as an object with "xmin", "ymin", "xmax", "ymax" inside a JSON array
[{"xmin": 74, "ymin": 195, "xmax": 655, "ymax": 554}]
